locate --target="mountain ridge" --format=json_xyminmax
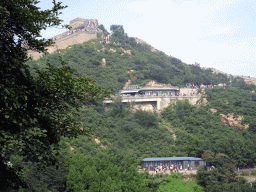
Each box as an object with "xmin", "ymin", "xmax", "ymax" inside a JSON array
[{"xmin": 26, "ymin": 20, "xmax": 255, "ymax": 94}]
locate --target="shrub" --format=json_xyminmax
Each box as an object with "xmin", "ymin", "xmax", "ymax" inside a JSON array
[
  {"xmin": 241, "ymin": 171, "xmax": 249, "ymax": 176},
  {"xmin": 251, "ymin": 170, "xmax": 256, "ymax": 177}
]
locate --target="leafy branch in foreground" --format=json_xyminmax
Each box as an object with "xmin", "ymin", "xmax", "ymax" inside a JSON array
[
  {"xmin": 1, "ymin": 55, "xmax": 112, "ymax": 190},
  {"xmin": 0, "ymin": 0, "xmax": 111, "ymax": 189}
]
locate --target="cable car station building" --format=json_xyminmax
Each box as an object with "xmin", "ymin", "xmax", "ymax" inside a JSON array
[
  {"xmin": 142, "ymin": 157, "xmax": 206, "ymax": 171},
  {"xmin": 120, "ymin": 85, "xmax": 180, "ymax": 97},
  {"xmin": 118, "ymin": 85, "xmax": 180, "ymax": 111},
  {"xmin": 103, "ymin": 85, "xmax": 201, "ymax": 110}
]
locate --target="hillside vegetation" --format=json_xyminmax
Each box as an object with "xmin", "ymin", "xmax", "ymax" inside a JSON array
[
  {"xmin": 26, "ymin": 26, "xmax": 236, "ymax": 93},
  {"xmin": 20, "ymin": 25, "xmax": 256, "ymax": 191}
]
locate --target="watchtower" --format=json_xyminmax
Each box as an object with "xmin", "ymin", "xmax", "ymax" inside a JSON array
[
  {"xmin": 69, "ymin": 18, "xmax": 87, "ymax": 29},
  {"xmin": 69, "ymin": 18, "xmax": 99, "ymax": 30}
]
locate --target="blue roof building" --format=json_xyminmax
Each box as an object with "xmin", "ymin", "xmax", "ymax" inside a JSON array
[{"xmin": 142, "ymin": 157, "xmax": 206, "ymax": 171}]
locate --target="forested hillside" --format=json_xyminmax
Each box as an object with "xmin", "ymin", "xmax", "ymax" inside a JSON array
[
  {"xmin": 19, "ymin": 25, "xmax": 256, "ymax": 191},
  {"xmin": 26, "ymin": 25, "xmax": 235, "ymax": 93}
]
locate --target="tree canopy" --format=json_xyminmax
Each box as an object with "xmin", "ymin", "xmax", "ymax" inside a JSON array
[
  {"xmin": 0, "ymin": 0, "xmax": 111, "ymax": 190},
  {"xmin": 2, "ymin": 1, "xmax": 256, "ymax": 191}
]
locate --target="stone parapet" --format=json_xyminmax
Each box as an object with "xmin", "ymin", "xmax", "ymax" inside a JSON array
[{"xmin": 27, "ymin": 31, "xmax": 98, "ymax": 60}]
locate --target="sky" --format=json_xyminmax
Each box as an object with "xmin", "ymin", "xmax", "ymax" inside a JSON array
[{"xmin": 38, "ymin": 0, "xmax": 256, "ymax": 77}]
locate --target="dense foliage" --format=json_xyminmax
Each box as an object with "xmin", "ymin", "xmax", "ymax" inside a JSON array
[
  {"xmin": 3, "ymin": 0, "xmax": 256, "ymax": 190},
  {"xmin": 20, "ymin": 132, "xmax": 205, "ymax": 192},
  {"xmin": 195, "ymin": 150, "xmax": 256, "ymax": 191},
  {"xmin": 77, "ymin": 102, "xmax": 176, "ymax": 158},
  {"xmin": 0, "ymin": 0, "xmax": 111, "ymax": 190},
  {"xmin": 18, "ymin": 92, "xmax": 256, "ymax": 191},
  {"xmin": 162, "ymin": 96, "xmax": 256, "ymax": 167},
  {"xmin": 26, "ymin": 27, "xmax": 232, "ymax": 92}
]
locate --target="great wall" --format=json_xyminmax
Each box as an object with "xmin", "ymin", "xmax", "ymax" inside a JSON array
[{"xmin": 27, "ymin": 18, "xmax": 101, "ymax": 60}]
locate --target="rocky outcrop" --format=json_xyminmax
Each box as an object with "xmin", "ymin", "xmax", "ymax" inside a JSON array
[
  {"xmin": 244, "ymin": 77, "xmax": 256, "ymax": 86},
  {"xmin": 120, "ymin": 47, "xmax": 131, "ymax": 55},
  {"xmin": 102, "ymin": 58, "xmax": 106, "ymax": 66},
  {"xmin": 109, "ymin": 48, "xmax": 116, "ymax": 53},
  {"xmin": 219, "ymin": 113, "xmax": 249, "ymax": 129},
  {"xmin": 196, "ymin": 89, "xmax": 207, "ymax": 107},
  {"xmin": 94, "ymin": 138, "xmax": 107, "ymax": 148},
  {"xmin": 209, "ymin": 108, "xmax": 217, "ymax": 114},
  {"xmin": 196, "ymin": 97, "xmax": 207, "ymax": 107},
  {"xmin": 66, "ymin": 142, "xmax": 74, "ymax": 151},
  {"xmin": 145, "ymin": 80, "xmax": 172, "ymax": 87},
  {"xmin": 124, "ymin": 79, "xmax": 131, "ymax": 87}
]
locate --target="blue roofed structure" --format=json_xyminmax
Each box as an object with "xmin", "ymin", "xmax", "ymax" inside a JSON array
[
  {"xmin": 142, "ymin": 157, "xmax": 206, "ymax": 172},
  {"xmin": 143, "ymin": 157, "xmax": 203, "ymax": 161}
]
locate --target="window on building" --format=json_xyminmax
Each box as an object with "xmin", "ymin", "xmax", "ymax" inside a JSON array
[{"xmin": 195, "ymin": 161, "xmax": 199, "ymax": 167}]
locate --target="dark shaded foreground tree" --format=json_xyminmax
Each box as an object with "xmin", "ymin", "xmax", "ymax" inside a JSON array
[
  {"xmin": 0, "ymin": 0, "xmax": 111, "ymax": 190},
  {"xmin": 197, "ymin": 150, "xmax": 256, "ymax": 192}
]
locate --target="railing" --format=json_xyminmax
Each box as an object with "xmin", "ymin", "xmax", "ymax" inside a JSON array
[
  {"xmin": 122, "ymin": 86, "xmax": 179, "ymax": 90},
  {"xmin": 103, "ymin": 94, "xmax": 201, "ymax": 101}
]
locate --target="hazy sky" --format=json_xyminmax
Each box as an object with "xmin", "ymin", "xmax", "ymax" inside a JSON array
[{"xmin": 38, "ymin": 0, "xmax": 256, "ymax": 77}]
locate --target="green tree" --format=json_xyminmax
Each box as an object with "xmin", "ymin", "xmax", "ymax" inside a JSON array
[
  {"xmin": 0, "ymin": 0, "xmax": 111, "ymax": 190},
  {"xmin": 110, "ymin": 25, "xmax": 124, "ymax": 34},
  {"xmin": 98, "ymin": 24, "xmax": 109, "ymax": 35}
]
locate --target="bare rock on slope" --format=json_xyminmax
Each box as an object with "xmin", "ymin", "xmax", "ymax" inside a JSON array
[
  {"xmin": 209, "ymin": 108, "xmax": 217, "ymax": 114},
  {"xmin": 102, "ymin": 58, "xmax": 106, "ymax": 66},
  {"xmin": 145, "ymin": 80, "xmax": 172, "ymax": 87},
  {"xmin": 120, "ymin": 47, "xmax": 131, "ymax": 55},
  {"xmin": 219, "ymin": 113, "xmax": 249, "ymax": 129}
]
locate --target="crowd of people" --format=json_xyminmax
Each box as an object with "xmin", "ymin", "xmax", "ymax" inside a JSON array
[
  {"xmin": 87, "ymin": 20, "xmax": 97, "ymax": 29},
  {"xmin": 143, "ymin": 164, "xmax": 193, "ymax": 174},
  {"xmin": 186, "ymin": 83, "xmax": 200, "ymax": 89},
  {"xmin": 186, "ymin": 83, "xmax": 229, "ymax": 89},
  {"xmin": 100, "ymin": 40, "xmax": 120, "ymax": 45}
]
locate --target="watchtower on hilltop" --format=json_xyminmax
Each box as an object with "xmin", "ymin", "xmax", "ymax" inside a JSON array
[
  {"xmin": 69, "ymin": 18, "xmax": 86, "ymax": 29},
  {"xmin": 69, "ymin": 18, "xmax": 99, "ymax": 30}
]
